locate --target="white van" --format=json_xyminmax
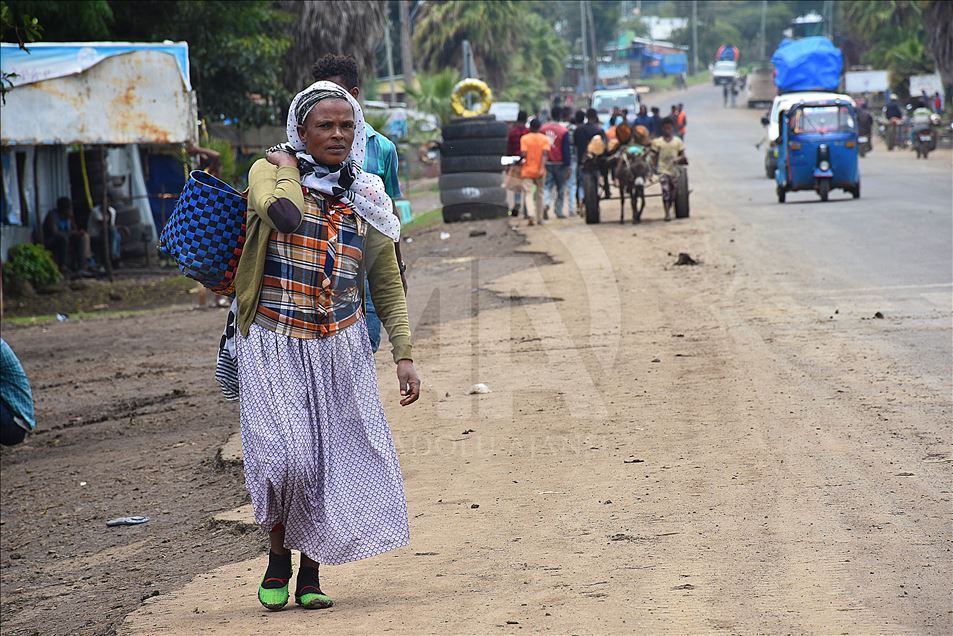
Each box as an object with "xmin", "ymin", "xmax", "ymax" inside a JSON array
[{"xmin": 591, "ymin": 88, "xmax": 640, "ymax": 123}]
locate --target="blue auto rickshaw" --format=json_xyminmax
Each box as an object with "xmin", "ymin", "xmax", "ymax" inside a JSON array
[{"xmin": 775, "ymin": 99, "xmax": 860, "ymax": 203}]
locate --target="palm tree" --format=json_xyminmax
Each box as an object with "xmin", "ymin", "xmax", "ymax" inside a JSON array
[
  {"xmin": 922, "ymin": 0, "xmax": 952, "ymax": 93},
  {"xmin": 279, "ymin": 0, "xmax": 388, "ymax": 94},
  {"xmin": 412, "ymin": 0, "xmax": 523, "ymax": 90},
  {"xmin": 405, "ymin": 69, "xmax": 457, "ymax": 125}
]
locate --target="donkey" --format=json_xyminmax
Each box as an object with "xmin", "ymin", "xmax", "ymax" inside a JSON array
[{"xmin": 616, "ymin": 149, "xmax": 652, "ymax": 224}]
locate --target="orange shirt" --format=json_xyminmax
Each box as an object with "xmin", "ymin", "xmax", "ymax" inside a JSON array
[{"xmin": 520, "ymin": 132, "xmax": 552, "ymax": 179}]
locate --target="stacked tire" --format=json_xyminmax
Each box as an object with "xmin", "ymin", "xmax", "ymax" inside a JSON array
[{"xmin": 439, "ymin": 115, "xmax": 510, "ymax": 223}]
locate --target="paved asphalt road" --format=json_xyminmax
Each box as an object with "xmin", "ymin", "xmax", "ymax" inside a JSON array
[{"xmin": 669, "ymin": 83, "xmax": 952, "ymax": 384}]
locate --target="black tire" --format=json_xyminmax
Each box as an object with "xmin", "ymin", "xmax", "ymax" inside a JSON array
[
  {"xmin": 440, "ymin": 186, "xmax": 507, "ymax": 206},
  {"xmin": 441, "ymin": 155, "xmax": 504, "ymax": 174},
  {"xmin": 439, "ymin": 173, "xmax": 503, "ymax": 190},
  {"xmin": 441, "ymin": 120, "xmax": 509, "ymax": 141},
  {"xmin": 859, "ymin": 145, "xmax": 867, "ymax": 158},
  {"xmin": 777, "ymin": 185, "xmax": 786, "ymax": 203},
  {"xmin": 583, "ymin": 172, "xmax": 600, "ymax": 224},
  {"xmin": 818, "ymin": 179, "xmax": 830, "ymax": 202},
  {"xmin": 441, "ymin": 203, "xmax": 508, "ymax": 223},
  {"xmin": 852, "ymin": 181, "xmax": 861, "ymax": 199},
  {"xmin": 674, "ymin": 169, "xmax": 690, "ymax": 219},
  {"xmin": 920, "ymin": 142, "xmax": 930, "ymax": 159},
  {"xmin": 449, "ymin": 115, "xmax": 495, "ymax": 124},
  {"xmin": 440, "ymin": 136, "xmax": 508, "ymax": 157}
]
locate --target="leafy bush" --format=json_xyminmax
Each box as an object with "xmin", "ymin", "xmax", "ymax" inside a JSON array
[{"xmin": 4, "ymin": 243, "xmax": 61, "ymax": 288}]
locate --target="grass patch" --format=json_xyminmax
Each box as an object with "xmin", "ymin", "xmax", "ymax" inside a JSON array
[
  {"xmin": 640, "ymin": 70, "xmax": 711, "ymax": 94},
  {"xmin": 3, "ymin": 305, "xmax": 188, "ymax": 327},
  {"xmin": 402, "ymin": 207, "xmax": 443, "ymax": 234}
]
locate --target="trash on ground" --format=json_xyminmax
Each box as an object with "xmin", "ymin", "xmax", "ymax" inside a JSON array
[
  {"xmin": 56, "ymin": 313, "xmax": 69, "ymax": 322},
  {"xmin": 674, "ymin": 252, "xmax": 698, "ymax": 266},
  {"xmin": 469, "ymin": 229, "xmax": 487, "ymax": 237},
  {"xmin": 470, "ymin": 503, "xmax": 480, "ymax": 509},
  {"xmin": 873, "ymin": 311, "xmax": 884, "ymax": 319},
  {"xmin": 106, "ymin": 516, "xmax": 150, "ymax": 527},
  {"xmin": 403, "ymin": 236, "xmax": 413, "ymax": 243},
  {"xmin": 439, "ymin": 231, "xmax": 451, "ymax": 240},
  {"xmin": 651, "ymin": 357, "xmax": 661, "ymax": 363},
  {"xmin": 624, "ymin": 458, "xmax": 645, "ymax": 464},
  {"xmin": 462, "ymin": 429, "xmax": 475, "ymax": 434},
  {"xmin": 468, "ymin": 383, "xmax": 491, "ymax": 394}
]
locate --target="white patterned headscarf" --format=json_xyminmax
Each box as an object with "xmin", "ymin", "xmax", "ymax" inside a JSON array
[{"xmin": 282, "ymin": 80, "xmax": 400, "ymax": 241}]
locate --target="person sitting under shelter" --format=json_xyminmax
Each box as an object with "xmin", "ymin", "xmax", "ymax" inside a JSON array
[{"xmin": 42, "ymin": 197, "xmax": 91, "ymax": 273}]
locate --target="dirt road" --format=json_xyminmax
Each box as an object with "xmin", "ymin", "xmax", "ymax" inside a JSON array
[{"xmin": 119, "ymin": 189, "xmax": 951, "ymax": 631}]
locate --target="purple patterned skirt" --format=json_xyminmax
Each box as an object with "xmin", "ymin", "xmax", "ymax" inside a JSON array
[{"xmin": 236, "ymin": 320, "xmax": 409, "ymax": 565}]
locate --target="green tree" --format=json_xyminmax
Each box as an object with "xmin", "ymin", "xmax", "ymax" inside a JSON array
[
  {"xmin": 842, "ymin": 1, "xmax": 933, "ymax": 93},
  {"xmin": 501, "ymin": 10, "xmax": 569, "ymax": 110},
  {"xmin": 921, "ymin": 0, "xmax": 952, "ymax": 92},
  {"xmin": 405, "ymin": 68, "xmax": 456, "ymax": 125},
  {"xmin": 413, "ymin": 0, "xmax": 522, "ymax": 90},
  {"xmin": 278, "ymin": 0, "xmax": 388, "ymax": 95},
  {"xmin": 1, "ymin": 1, "xmax": 292, "ymax": 128}
]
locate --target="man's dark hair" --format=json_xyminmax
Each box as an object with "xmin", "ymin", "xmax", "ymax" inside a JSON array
[
  {"xmin": 56, "ymin": 197, "xmax": 72, "ymax": 213},
  {"xmin": 661, "ymin": 116, "xmax": 675, "ymax": 128},
  {"xmin": 651, "ymin": 106, "xmax": 660, "ymax": 114},
  {"xmin": 573, "ymin": 109, "xmax": 586, "ymax": 124},
  {"xmin": 311, "ymin": 54, "xmax": 360, "ymax": 89},
  {"xmin": 529, "ymin": 118, "xmax": 542, "ymax": 131},
  {"xmin": 561, "ymin": 106, "xmax": 573, "ymax": 121},
  {"xmin": 516, "ymin": 110, "xmax": 528, "ymax": 123},
  {"xmin": 670, "ymin": 104, "xmax": 678, "ymax": 112},
  {"xmin": 586, "ymin": 108, "xmax": 598, "ymax": 122}
]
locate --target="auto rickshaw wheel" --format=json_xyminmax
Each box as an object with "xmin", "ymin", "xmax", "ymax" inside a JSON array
[
  {"xmin": 674, "ymin": 168, "xmax": 690, "ymax": 219},
  {"xmin": 776, "ymin": 185, "xmax": 786, "ymax": 203},
  {"xmin": 583, "ymin": 171, "xmax": 600, "ymax": 224},
  {"xmin": 851, "ymin": 182, "xmax": 861, "ymax": 199},
  {"xmin": 818, "ymin": 180, "xmax": 830, "ymax": 202}
]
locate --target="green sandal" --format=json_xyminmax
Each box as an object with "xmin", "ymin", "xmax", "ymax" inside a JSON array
[
  {"xmin": 258, "ymin": 551, "xmax": 293, "ymax": 611},
  {"xmin": 295, "ymin": 586, "xmax": 333, "ymax": 609},
  {"xmin": 258, "ymin": 575, "xmax": 291, "ymax": 611}
]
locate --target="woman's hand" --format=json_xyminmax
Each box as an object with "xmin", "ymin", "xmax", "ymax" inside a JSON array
[
  {"xmin": 265, "ymin": 145, "xmax": 298, "ymax": 169},
  {"xmin": 396, "ymin": 360, "xmax": 420, "ymax": 406}
]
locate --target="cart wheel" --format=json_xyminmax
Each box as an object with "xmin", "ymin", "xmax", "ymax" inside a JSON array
[
  {"xmin": 776, "ymin": 185, "xmax": 786, "ymax": 203},
  {"xmin": 674, "ymin": 169, "xmax": 690, "ymax": 219},
  {"xmin": 818, "ymin": 180, "xmax": 829, "ymax": 202},
  {"xmin": 584, "ymin": 172, "xmax": 600, "ymax": 224}
]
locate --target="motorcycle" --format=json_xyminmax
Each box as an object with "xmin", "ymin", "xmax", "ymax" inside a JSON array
[
  {"xmin": 886, "ymin": 117, "xmax": 902, "ymax": 151},
  {"xmin": 914, "ymin": 127, "xmax": 934, "ymax": 159},
  {"xmin": 858, "ymin": 134, "xmax": 872, "ymax": 157}
]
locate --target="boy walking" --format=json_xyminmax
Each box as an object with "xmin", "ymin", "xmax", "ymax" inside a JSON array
[{"xmin": 519, "ymin": 118, "xmax": 552, "ymax": 226}]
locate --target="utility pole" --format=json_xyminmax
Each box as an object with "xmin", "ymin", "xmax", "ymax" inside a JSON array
[
  {"xmin": 398, "ymin": 0, "xmax": 415, "ymax": 94},
  {"xmin": 580, "ymin": 0, "xmax": 590, "ymax": 95},
  {"xmin": 759, "ymin": 0, "xmax": 767, "ymax": 60},
  {"xmin": 691, "ymin": 0, "xmax": 698, "ymax": 76},
  {"xmin": 384, "ymin": 24, "xmax": 396, "ymax": 104},
  {"xmin": 586, "ymin": 0, "xmax": 598, "ymax": 90}
]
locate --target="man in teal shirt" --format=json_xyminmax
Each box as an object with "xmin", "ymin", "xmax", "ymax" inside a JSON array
[
  {"xmin": 313, "ymin": 54, "xmax": 405, "ymax": 352},
  {"xmin": 1, "ymin": 338, "xmax": 35, "ymax": 446}
]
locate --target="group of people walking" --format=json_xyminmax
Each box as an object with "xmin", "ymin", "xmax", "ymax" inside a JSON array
[{"xmin": 507, "ymin": 100, "xmax": 688, "ymax": 224}]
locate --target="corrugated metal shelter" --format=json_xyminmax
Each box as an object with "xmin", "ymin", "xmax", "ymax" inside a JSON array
[{"xmin": 0, "ymin": 42, "xmax": 197, "ymax": 260}]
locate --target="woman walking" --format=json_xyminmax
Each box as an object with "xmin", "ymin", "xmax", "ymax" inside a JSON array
[{"xmin": 233, "ymin": 81, "xmax": 420, "ymax": 610}]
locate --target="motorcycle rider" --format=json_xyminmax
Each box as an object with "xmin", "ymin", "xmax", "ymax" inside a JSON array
[
  {"xmin": 909, "ymin": 103, "xmax": 935, "ymax": 148},
  {"xmin": 883, "ymin": 94, "xmax": 904, "ymax": 149},
  {"xmin": 857, "ymin": 99, "xmax": 874, "ymax": 152}
]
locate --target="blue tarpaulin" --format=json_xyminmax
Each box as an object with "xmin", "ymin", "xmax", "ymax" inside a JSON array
[{"xmin": 771, "ymin": 36, "xmax": 842, "ymax": 92}]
